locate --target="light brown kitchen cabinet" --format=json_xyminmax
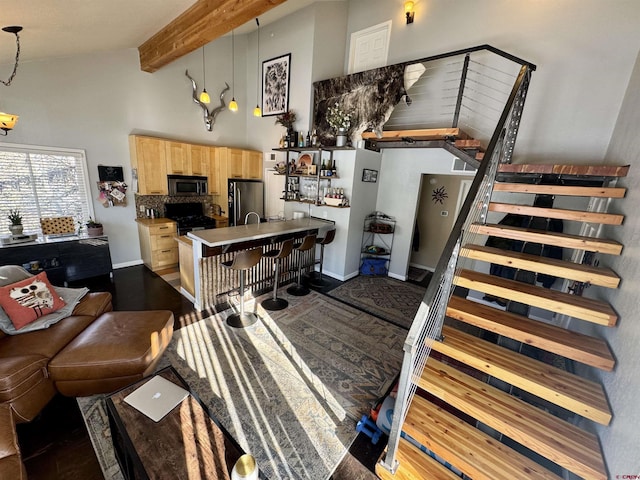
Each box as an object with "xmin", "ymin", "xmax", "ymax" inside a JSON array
[
  {"xmin": 189, "ymin": 145, "xmax": 210, "ymax": 177},
  {"xmin": 137, "ymin": 219, "xmax": 178, "ymax": 272},
  {"xmin": 129, "ymin": 135, "xmax": 168, "ymax": 195},
  {"xmin": 208, "ymin": 147, "xmax": 223, "ymax": 195},
  {"xmin": 227, "ymin": 148, "xmax": 244, "ymax": 179},
  {"xmin": 166, "ymin": 141, "xmax": 190, "ymax": 175},
  {"xmin": 243, "ymin": 150, "xmax": 263, "ymax": 179}
]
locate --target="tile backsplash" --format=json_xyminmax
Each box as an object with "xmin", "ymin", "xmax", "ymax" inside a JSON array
[{"xmin": 134, "ymin": 195, "xmax": 222, "ymax": 218}]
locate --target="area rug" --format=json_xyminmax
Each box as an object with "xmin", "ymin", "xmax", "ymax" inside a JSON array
[
  {"xmin": 407, "ymin": 266, "xmax": 430, "ymax": 283},
  {"xmin": 78, "ymin": 289, "xmax": 405, "ymax": 480},
  {"xmin": 326, "ymin": 275, "xmax": 427, "ymax": 330}
]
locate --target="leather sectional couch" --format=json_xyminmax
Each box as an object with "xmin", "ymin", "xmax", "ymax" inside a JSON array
[{"xmin": 0, "ymin": 265, "xmax": 175, "ymax": 478}]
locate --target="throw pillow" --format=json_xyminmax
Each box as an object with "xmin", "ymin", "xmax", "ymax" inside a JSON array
[{"xmin": 0, "ymin": 272, "xmax": 66, "ymax": 330}]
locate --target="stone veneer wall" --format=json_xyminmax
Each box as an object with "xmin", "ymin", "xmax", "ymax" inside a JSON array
[{"xmin": 133, "ymin": 195, "xmax": 223, "ymax": 219}]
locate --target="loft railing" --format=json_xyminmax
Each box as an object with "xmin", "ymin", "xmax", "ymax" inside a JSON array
[
  {"xmin": 384, "ymin": 44, "xmax": 536, "ymax": 157},
  {"xmin": 379, "ymin": 54, "xmax": 534, "ymax": 473}
]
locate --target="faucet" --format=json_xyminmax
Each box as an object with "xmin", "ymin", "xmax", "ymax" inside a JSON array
[{"xmin": 244, "ymin": 212, "xmax": 261, "ymax": 225}]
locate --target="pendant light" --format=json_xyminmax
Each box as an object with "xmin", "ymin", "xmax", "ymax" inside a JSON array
[
  {"xmin": 199, "ymin": 46, "xmax": 210, "ymax": 104},
  {"xmin": 229, "ymin": 29, "xmax": 238, "ymax": 112},
  {"xmin": 253, "ymin": 18, "xmax": 262, "ymax": 117}
]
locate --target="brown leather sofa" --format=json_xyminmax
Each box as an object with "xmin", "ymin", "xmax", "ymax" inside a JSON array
[{"xmin": 0, "ymin": 265, "xmax": 174, "ymax": 478}]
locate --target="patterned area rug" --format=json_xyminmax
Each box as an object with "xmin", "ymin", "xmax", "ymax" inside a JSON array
[
  {"xmin": 327, "ymin": 276, "xmax": 427, "ymax": 330},
  {"xmin": 78, "ymin": 289, "xmax": 405, "ymax": 480}
]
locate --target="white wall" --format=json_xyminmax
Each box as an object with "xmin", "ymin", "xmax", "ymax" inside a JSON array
[{"xmin": 345, "ymin": 0, "xmax": 640, "ymax": 164}]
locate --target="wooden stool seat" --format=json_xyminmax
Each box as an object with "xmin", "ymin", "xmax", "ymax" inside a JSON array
[
  {"xmin": 287, "ymin": 234, "xmax": 316, "ymax": 296},
  {"xmin": 222, "ymin": 247, "xmax": 262, "ymax": 327}
]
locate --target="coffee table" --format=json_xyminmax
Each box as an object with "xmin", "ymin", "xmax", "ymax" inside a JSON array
[{"xmin": 106, "ymin": 366, "xmax": 261, "ymax": 480}]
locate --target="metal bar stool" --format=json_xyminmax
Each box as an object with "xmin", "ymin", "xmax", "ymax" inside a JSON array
[
  {"xmin": 310, "ymin": 228, "xmax": 336, "ymax": 287},
  {"xmin": 261, "ymin": 238, "xmax": 294, "ymax": 311},
  {"xmin": 221, "ymin": 247, "xmax": 263, "ymax": 328},
  {"xmin": 286, "ymin": 233, "xmax": 317, "ymax": 296}
]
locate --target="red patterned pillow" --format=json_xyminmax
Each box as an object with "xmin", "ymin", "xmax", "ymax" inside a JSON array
[{"xmin": 0, "ymin": 272, "xmax": 66, "ymax": 330}]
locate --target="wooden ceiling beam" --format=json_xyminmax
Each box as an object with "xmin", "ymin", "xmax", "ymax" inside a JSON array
[{"xmin": 138, "ymin": 0, "xmax": 287, "ymax": 73}]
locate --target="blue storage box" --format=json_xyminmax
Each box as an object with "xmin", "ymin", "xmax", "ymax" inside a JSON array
[{"xmin": 360, "ymin": 258, "xmax": 388, "ymax": 275}]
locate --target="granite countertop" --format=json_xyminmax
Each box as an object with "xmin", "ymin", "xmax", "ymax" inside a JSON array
[{"xmin": 187, "ymin": 218, "xmax": 332, "ymax": 248}]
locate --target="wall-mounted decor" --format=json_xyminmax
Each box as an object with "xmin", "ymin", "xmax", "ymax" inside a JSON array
[
  {"xmin": 185, "ymin": 70, "xmax": 229, "ymax": 131},
  {"xmin": 432, "ymin": 185, "xmax": 448, "ymax": 204},
  {"xmin": 313, "ymin": 64, "xmax": 408, "ymax": 145},
  {"xmin": 362, "ymin": 168, "xmax": 378, "ymax": 183},
  {"xmin": 262, "ymin": 53, "xmax": 291, "ymax": 116},
  {"xmin": 97, "ymin": 181, "xmax": 127, "ymax": 207},
  {"xmin": 98, "ymin": 165, "xmax": 124, "ymax": 182}
]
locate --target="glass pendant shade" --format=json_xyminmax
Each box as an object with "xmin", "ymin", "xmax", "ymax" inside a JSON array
[
  {"xmin": 253, "ymin": 105, "xmax": 261, "ymax": 117},
  {"xmin": 229, "ymin": 98, "xmax": 239, "ymax": 112},
  {"xmin": 199, "ymin": 89, "xmax": 211, "ymax": 104},
  {"xmin": 0, "ymin": 112, "xmax": 18, "ymax": 129}
]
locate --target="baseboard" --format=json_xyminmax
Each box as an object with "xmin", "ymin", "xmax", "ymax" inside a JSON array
[
  {"xmin": 113, "ymin": 259, "xmax": 144, "ymax": 269},
  {"xmin": 409, "ymin": 262, "xmax": 434, "ymax": 272},
  {"xmin": 321, "ymin": 269, "xmax": 359, "ymax": 282},
  {"xmin": 388, "ymin": 272, "xmax": 406, "ymax": 281}
]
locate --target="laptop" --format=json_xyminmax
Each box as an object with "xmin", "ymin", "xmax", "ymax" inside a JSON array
[{"xmin": 123, "ymin": 375, "xmax": 189, "ymax": 422}]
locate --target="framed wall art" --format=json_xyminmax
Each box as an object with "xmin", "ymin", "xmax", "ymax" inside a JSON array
[
  {"xmin": 362, "ymin": 168, "xmax": 378, "ymax": 183},
  {"xmin": 262, "ymin": 53, "xmax": 291, "ymax": 116}
]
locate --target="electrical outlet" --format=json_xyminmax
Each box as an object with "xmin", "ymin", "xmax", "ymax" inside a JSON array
[
  {"xmin": 139, "ymin": 205, "xmax": 145, "ymax": 213},
  {"xmin": 440, "ymin": 211, "xmax": 449, "ymax": 217}
]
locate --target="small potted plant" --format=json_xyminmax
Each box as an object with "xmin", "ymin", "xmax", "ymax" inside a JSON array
[
  {"xmin": 275, "ymin": 110, "xmax": 297, "ymax": 146},
  {"xmin": 7, "ymin": 209, "xmax": 23, "ymax": 235},
  {"xmin": 85, "ymin": 218, "xmax": 104, "ymax": 237}
]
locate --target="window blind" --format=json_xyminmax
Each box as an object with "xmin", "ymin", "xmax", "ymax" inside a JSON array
[{"xmin": 0, "ymin": 144, "xmax": 93, "ymax": 234}]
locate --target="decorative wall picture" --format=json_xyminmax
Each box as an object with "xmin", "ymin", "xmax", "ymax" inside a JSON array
[
  {"xmin": 262, "ymin": 53, "xmax": 291, "ymax": 116},
  {"xmin": 97, "ymin": 165, "xmax": 124, "ymax": 182},
  {"xmin": 362, "ymin": 168, "xmax": 378, "ymax": 183},
  {"xmin": 97, "ymin": 181, "xmax": 127, "ymax": 207}
]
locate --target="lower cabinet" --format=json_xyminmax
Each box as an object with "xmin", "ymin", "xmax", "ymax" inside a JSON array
[{"xmin": 137, "ymin": 219, "xmax": 178, "ymax": 272}]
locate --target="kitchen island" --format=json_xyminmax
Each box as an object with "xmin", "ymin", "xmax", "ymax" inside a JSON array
[{"xmin": 187, "ymin": 218, "xmax": 333, "ymax": 310}]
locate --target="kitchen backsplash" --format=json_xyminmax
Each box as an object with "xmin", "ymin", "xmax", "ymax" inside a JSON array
[{"xmin": 134, "ymin": 195, "xmax": 222, "ymax": 219}]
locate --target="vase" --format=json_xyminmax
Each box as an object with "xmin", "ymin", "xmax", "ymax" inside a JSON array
[
  {"xmin": 9, "ymin": 224, "xmax": 23, "ymax": 235},
  {"xmin": 87, "ymin": 227, "xmax": 104, "ymax": 237},
  {"xmin": 336, "ymin": 128, "xmax": 347, "ymax": 147}
]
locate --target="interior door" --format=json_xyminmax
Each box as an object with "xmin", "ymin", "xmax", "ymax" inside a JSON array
[
  {"xmin": 265, "ymin": 170, "xmax": 285, "ymax": 219},
  {"xmin": 348, "ymin": 20, "xmax": 392, "ymax": 74}
]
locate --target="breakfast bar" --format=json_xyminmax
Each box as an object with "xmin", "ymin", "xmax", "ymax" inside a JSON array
[{"xmin": 187, "ymin": 218, "xmax": 333, "ymax": 310}]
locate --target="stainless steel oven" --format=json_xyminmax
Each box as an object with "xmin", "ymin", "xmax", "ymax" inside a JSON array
[{"xmin": 167, "ymin": 175, "xmax": 208, "ymax": 196}]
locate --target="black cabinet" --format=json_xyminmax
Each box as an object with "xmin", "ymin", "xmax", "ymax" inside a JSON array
[{"xmin": 0, "ymin": 236, "xmax": 112, "ymax": 286}]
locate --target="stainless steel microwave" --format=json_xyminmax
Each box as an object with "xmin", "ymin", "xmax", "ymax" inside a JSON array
[{"xmin": 167, "ymin": 175, "xmax": 208, "ymax": 196}]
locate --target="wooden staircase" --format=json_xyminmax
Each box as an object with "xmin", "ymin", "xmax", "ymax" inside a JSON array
[{"xmin": 377, "ymin": 163, "xmax": 627, "ymax": 480}]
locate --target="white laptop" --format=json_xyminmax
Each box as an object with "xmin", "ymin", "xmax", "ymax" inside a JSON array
[{"xmin": 123, "ymin": 375, "xmax": 189, "ymax": 422}]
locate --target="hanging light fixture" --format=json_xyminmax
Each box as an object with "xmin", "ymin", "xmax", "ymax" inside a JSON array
[
  {"xmin": 229, "ymin": 29, "xmax": 239, "ymax": 112},
  {"xmin": 0, "ymin": 26, "xmax": 23, "ymax": 135},
  {"xmin": 199, "ymin": 46, "xmax": 211, "ymax": 104},
  {"xmin": 253, "ymin": 18, "xmax": 262, "ymax": 117}
]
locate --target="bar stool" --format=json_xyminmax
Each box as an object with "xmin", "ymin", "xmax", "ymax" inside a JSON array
[
  {"xmin": 261, "ymin": 238, "xmax": 294, "ymax": 311},
  {"xmin": 221, "ymin": 247, "xmax": 263, "ymax": 328},
  {"xmin": 286, "ymin": 233, "xmax": 317, "ymax": 296},
  {"xmin": 310, "ymin": 228, "xmax": 336, "ymax": 287}
]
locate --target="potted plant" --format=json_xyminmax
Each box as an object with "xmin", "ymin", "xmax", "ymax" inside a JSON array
[
  {"xmin": 7, "ymin": 209, "xmax": 23, "ymax": 235},
  {"xmin": 86, "ymin": 218, "xmax": 104, "ymax": 237},
  {"xmin": 275, "ymin": 110, "xmax": 297, "ymax": 146}
]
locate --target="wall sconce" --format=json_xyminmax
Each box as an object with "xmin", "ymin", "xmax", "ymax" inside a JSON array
[
  {"xmin": 0, "ymin": 112, "xmax": 18, "ymax": 135},
  {"xmin": 404, "ymin": 1, "xmax": 415, "ymax": 24}
]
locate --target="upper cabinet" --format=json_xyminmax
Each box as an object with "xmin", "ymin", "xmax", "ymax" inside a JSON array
[
  {"xmin": 129, "ymin": 136, "xmax": 168, "ymax": 195},
  {"xmin": 129, "ymin": 135, "xmax": 262, "ymax": 197}
]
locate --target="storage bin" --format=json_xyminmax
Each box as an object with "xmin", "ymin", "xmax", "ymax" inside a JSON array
[{"xmin": 360, "ymin": 258, "xmax": 388, "ymax": 276}]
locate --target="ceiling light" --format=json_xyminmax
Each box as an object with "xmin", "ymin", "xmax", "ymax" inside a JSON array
[
  {"xmin": 229, "ymin": 29, "xmax": 238, "ymax": 112},
  {"xmin": 199, "ymin": 46, "xmax": 210, "ymax": 104},
  {"xmin": 404, "ymin": 2, "xmax": 415, "ymax": 25},
  {"xmin": 0, "ymin": 112, "xmax": 18, "ymax": 135},
  {"xmin": 253, "ymin": 18, "xmax": 262, "ymax": 118},
  {"xmin": 1, "ymin": 26, "xmax": 22, "ymax": 86}
]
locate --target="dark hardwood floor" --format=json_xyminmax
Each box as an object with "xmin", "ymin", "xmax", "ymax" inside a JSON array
[{"xmin": 16, "ymin": 265, "xmax": 394, "ymax": 480}]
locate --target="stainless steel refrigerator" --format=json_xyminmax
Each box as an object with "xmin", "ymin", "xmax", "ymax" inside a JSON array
[{"xmin": 228, "ymin": 179, "xmax": 264, "ymax": 226}]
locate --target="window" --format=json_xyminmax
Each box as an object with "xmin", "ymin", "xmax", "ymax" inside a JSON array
[{"xmin": 0, "ymin": 143, "xmax": 93, "ymax": 234}]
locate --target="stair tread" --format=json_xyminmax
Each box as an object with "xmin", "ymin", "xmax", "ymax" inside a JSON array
[
  {"xmin": 497, "ymin": 163, "xmax": 630, "ymax": 177},
  {"xmin": 431, "ymin": 324, "xmax": 612, "ymax": 425},
  {"xmin": 470, "ymin": 222, "xmax": 623, "ymax": 255},
  {"xmin": 455, "ymin": 269, "xmax": 618, "ymax": 326},
  {"xmin": 461, "ymin": 243, "xmax": 621, "ymax": 288},
  {"xmin": 376, "ymin": 439, "xmax": 461, "ymax": 480},
  {"xmin": 493, "ymin": 183, "xmax": 626, "ymax": 198},
  {"xmin": 447, "ymin": 296, "xmax": 615, "ymax": 371},
  {"xmin": 488, "ymin": 202, "xmax": 624, "ymax": 225},
  {"xmin": 419, "ymin": 358, "xmax": 607, "ymax": 480},
  {"xmin": 404, "ymin": 394, "xmax": 563, "ymax": 480}
]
